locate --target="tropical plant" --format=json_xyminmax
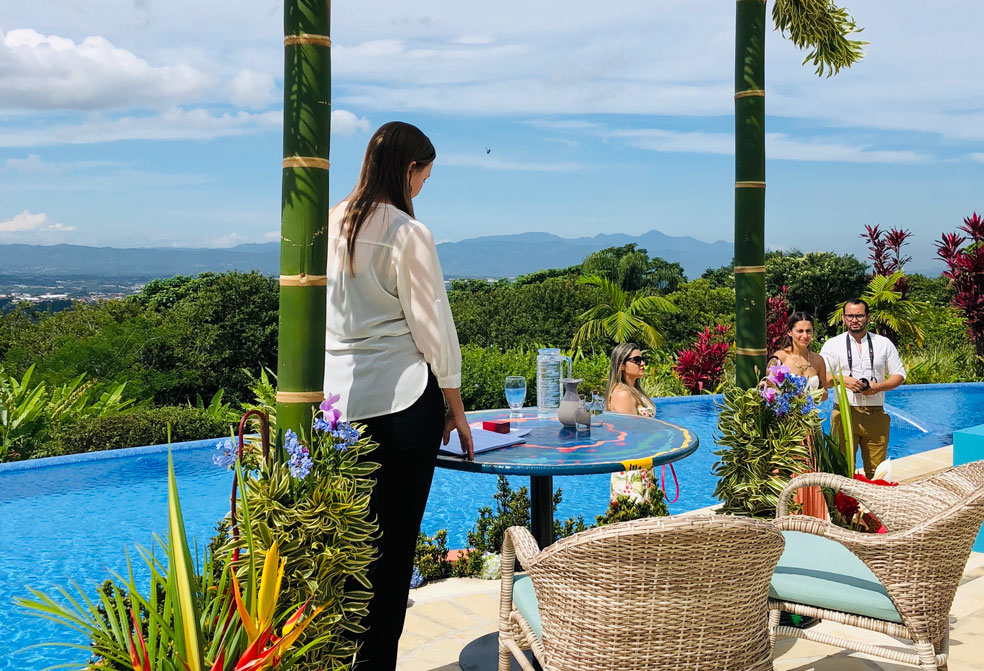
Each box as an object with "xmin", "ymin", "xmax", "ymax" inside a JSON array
[
  {"xmin": 16, "ymin": 447, "xmax": 323, "ymax": 671},
  {"xmin": 903, "ymin": 344, "xmax": 982, "ymax": 384},
  {"xmin": 766, "ymin": 285, "xmax": 790, "ymax": 354},
  {"xmin": 191, "ymin": 389, "xmax": 241, "ymax": 426},
  {"xmin": 0, "ymin": 364, "xmax": 134, "ymax": 461},
  {"xmin": 861, "ymin": 224, "xmax": 913, "ymax": 296},
  {"xmin": 713, "ymin": 364, "xmax": 822, "ymax": 517},
  {"xmin": 276, "ymin": 0, "xmax": 332, "ymax": 440},
  {"xmin": 828, "ymin": 271, "xmax": 930, "ymax": 346},
  {"xmin": 733, "ymin": 0, "xmax": 865, "ymax": 387},
  {"xmin": 674, "ymin": 324, "xmax": 732, "ymax": 394},
  {"xmin": 639, "ymin": 351, "xmax": 688, "ymax": 398},
  {"xmin": 936, "ymin": 212, "xmax": 984, "ymax": 373},
  {"xmin": 219, "ymin": 396, "xmax": 380, "ymax": 670},
  {"xmin": 571, "ymin": 274, "xmax": 678, "ymax": 349}
]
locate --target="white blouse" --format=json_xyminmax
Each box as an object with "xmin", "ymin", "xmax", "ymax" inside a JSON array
[{"xmin": 324, "ymin": 202, "xmax": 461, "ymax": 421}]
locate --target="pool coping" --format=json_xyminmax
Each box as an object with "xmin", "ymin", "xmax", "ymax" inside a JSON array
[{"xmin": 0, "ymin": 436, "xmax": 233, "ymax": 473}]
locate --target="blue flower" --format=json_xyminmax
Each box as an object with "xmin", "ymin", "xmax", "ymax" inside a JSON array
[
  {"xmin": 330, "ymin": 421, "xmax": 360, "ymax": 451},
  {"xmin": 284, "ymin": 429, "xmax": 313, "ymax": 479},
  {"xmin": 212, "ymin": 439, "xmax": 237, "ymax": 469},
  {"xmin": 409, "ymin": 566, "xmax": 424, "ymax": 589},
  {"xmin": 313, "ymin": 417, "xmax": 334, "ymax": 433}
]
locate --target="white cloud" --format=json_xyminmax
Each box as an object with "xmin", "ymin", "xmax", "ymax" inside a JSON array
[
  {"xmin": 970, "ymin": 153, "xmax": 984, "ymax": 164},
  {"xmin": 0, "ymin": 210, "xmax": 75, "ymax": 234},
  {"xmin": 452, "ymin": 35, "xmax": 493, "ymax": 45},
  {"xmin": 607, "ymin": 127, "xmax": 927, "ymax": 164},
  {"xmin": 0, "ymin": 28, "xmax": 210, "ymax": 110},
  {"xmin": 0, "ymin": 107, "xmax": 281, "ymax": 146},
  {"xmin": 5, "ymin": 154, "xmax": 45, "ymax": 172},
  {"xmin": 331, "ymin": 109, "xmax": 370, "ymax": 135},
  {"xmin": 440, "ymin": 153, "xmax": 582, "ymax": 172},
  {"xmin": 229, "ymin": 69, "xmax": 276, "ymax": 109},
  {"xmin": 264, "ymin": 230, "xmax": 279, "ymax": 241}
]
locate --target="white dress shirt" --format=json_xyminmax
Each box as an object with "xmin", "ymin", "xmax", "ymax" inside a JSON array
[
  {"xmin": 324, "ymin": 202, "xmax": 461, "ymax": 421},
  {"xmin": 819, "ymin": 331, "xmax": 906, "ymax": 407}
]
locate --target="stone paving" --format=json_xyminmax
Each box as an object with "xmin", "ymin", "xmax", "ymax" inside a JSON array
[{"xmin": 397, "ymin": 445, "xmax": 982, "ymax": 670}]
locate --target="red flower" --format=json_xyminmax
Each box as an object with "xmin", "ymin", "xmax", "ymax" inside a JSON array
[{"xmin": 834, "ymin": 492, "xmax": 859, "ymax": 518}]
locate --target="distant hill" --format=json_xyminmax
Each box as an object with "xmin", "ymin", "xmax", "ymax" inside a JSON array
[{"xmin": 0, "ymin": 230, "xmax": 733, "ymax": 281}]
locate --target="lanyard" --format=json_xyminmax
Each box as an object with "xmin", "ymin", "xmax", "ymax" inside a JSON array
[{"xmin": 845, "ymin": 332, "xmax": 874, "ymax": 377}]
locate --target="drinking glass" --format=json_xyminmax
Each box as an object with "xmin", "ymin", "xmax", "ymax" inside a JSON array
[
  {"xmin": 589, "ymin": 392, "xmax": 605, "ymax": 426},
  {"xmin": 504, "ymin": 376, "xmax": 527, "ymax": 418}
]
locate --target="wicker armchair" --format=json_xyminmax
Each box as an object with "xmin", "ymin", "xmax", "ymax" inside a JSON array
[
  {"xmin": 769, "ymin": 461, "xmax": 984, "ymax": 670},
  {"xmin": 498, "ymin": 513, "xmax": 785, "ymax": 671}
]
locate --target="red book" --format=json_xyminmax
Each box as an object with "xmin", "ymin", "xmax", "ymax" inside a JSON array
[{"xmin": 482, "ymin": 420, "xmax": 511, "ymax": 434}]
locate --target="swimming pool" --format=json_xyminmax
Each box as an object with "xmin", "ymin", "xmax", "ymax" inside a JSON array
[{"xmin": 2, "ymin": 382, "xmax": 983, "ymax": 670}]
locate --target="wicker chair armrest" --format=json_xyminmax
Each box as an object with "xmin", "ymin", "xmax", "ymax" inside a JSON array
[
  {"xmin": 777, "ymin": 472, "xmax": 909, "ymax": 524},
  {"xmin": 504, "ymin": 525, "xmax": 541, "ymax": 570},
  {"xmin": 777, "ymin": 472, "xmax": 849, "ymax": 517},
  {"xmin": 499, "ymin": 526, "xmax": 541, "ymax": 629}
]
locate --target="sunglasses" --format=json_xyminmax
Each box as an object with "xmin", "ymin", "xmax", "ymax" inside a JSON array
[{"xmin": 625, "ymin": 356, "xmax": 646, "ymax": 365}]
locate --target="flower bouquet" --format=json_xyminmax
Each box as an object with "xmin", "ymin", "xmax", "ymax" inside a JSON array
[{"xmin": 759, "ymin": 364, "xmax": 828, "ymax": 519}]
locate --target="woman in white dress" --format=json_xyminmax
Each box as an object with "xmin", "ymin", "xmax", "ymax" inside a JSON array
[
  {"xmin": 606, "ymin": 342, "xmax": 658, "ymax": 502},
  {"xmin": 769, "ymin": 311, "xmax": 828, "ymax": 400}
]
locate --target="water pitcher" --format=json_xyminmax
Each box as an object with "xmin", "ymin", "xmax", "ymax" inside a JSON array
[{"xmin": 536, "ymin": 348, "xmax": 573, "ymax": 418}]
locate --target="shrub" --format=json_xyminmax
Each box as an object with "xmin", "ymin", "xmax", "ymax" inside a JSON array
[
  {"xmin": 467, "ymin": 476, "xmax": 586, "ymax": 554},
  {"xmin": 42, "ymin": 406, "xmax": 230, "ymax": 458},
  {"xmin": 221, "ymin": 419, "xmax": 380, "ymax": 670},
  {"xmin": 674, "ymin": 324, "xmax": 732, "ymax": 394},
  {"xmin": 594, "ymin": 486, "xmax": 669, "ymax": 526},
  {"xmin": 937, "ymin": 212, "xmax": 984, "ymax": 373}
]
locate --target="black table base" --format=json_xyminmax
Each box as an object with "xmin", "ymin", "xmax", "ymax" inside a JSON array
[{"xmin": 528, "ymin": 475, "xmax": 555, "ymax": 549}]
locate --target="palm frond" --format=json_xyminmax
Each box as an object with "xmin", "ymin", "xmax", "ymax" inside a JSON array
[{"xmin": 772, "ymin": 0, "xmax": 867, "ymax": 77}]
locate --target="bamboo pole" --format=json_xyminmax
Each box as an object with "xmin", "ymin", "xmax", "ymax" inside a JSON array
[
  {"xmin": 734, "ymin": 0, "xmax": 767, "ymax": 388},
  {"xmin": 276, "ymin": 0, "xmax": 331, "ymax": 442}
]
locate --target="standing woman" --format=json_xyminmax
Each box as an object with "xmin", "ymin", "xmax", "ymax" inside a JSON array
[
  {"xmin": 324, "ymin": 121, "xmax": 474, "ymax": 670},
  {"xmin": 769, "ymin": 311, "xmax": 829, "ymax": 401},
  {"xmin": 606, "ymin": 342, "xmax": 658, "ymax": 502}
]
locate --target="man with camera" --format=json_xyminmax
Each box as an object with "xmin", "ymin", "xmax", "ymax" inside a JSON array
[{"xmin": 820, "ymin": 299, "xmax": 907, "ymax": 478}]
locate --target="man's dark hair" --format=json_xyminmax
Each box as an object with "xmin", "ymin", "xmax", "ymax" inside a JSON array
[{"xmin": 844, "ymin": 299, "xmax": 869, "ymax": 314}]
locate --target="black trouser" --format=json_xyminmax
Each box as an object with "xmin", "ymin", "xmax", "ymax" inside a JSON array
[{"xmin": 353, "ymin": 373, "xmax": 444, "ymax": 670}]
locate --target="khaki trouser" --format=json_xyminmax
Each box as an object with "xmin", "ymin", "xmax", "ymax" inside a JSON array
[{"xmin": 831, "ymin": 406, "xmax": 890, "ymax": 478}]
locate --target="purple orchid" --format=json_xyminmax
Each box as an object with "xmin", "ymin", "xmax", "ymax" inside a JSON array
[
  {"xmin": 766, "ymin": 363, "xmax": 789, "ymax": 385},
  {"xmin": 318, "ymin": 392, "xmax": 342, "ymax": 431}
]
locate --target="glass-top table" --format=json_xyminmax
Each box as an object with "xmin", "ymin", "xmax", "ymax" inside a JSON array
[{"xmin": 435, "ymin": 408, "xmax": 699, "ymax": 548}]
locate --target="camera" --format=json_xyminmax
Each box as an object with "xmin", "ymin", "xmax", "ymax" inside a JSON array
[{"xmin": 858, "ymin": 378, "xmax": 870, "ymax": 391}]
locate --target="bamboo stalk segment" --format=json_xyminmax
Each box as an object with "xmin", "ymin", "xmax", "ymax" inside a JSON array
[
  {"xmin": 284, "ymin": 33, "xmax": 332, "ymax": 47},
  {"xmin": 734, "ymin": 89, "xmax": 765, "ymax": 99},
  {"xmin": 279, "ymin": 274, "xmax": 328, "ymax": 287},
  {"xmin": 282, "ymin": 156, "xmax": 331, "ymax": 170},
  {"xmin": 734, "ymin": 265, "xmax": 766, "ymax": 274},
  {"xmin": 276, "ymin": 391, "xmax": 326, "ymax": 403}
]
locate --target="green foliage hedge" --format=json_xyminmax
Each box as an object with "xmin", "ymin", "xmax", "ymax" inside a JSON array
[{"xmin": 42, "ymin": 406, "xmax": 231, "ymax": 458}]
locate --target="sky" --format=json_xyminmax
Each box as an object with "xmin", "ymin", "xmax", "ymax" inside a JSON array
[{"xmin": 1, "ymin": 0, "xmax": 982, "ymax": 275}]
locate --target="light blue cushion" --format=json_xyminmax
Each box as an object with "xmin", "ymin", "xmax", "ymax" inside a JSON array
[
  {"xmin": 769, "ymin": 531, "xmax": 902, "ymax": 624},
  {"xmin": 512, "ymin": 574, "xmax": 543, "ymax": 640}
]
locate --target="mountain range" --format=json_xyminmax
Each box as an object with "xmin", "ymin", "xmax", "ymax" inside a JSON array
[{"xmin": 0, "ymin": 229, "xmax": 733, "ymax": 281}]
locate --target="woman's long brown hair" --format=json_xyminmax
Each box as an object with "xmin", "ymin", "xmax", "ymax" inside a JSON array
[{"xmin": 341, "ymin": 121, "xmax": 436, "ymax": 272}]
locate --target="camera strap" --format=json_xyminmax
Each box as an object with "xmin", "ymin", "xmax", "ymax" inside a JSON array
[{"xmin": 845, "ymin": 332, "xmax": 874, "ymax": 377}]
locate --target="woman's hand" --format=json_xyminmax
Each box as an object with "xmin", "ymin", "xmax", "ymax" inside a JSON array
[
  {"xmin": 440, "ymin": 387, "xmax": 474, "ymax": 460},
  {"xmin": 444, "ymin": 409, "xmax": 474, "ymax": 460}
]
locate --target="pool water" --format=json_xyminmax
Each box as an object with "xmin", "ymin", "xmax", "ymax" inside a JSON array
[{"xmin": 2, "ymin": 382, "xmax": 983, "ymax": 670}]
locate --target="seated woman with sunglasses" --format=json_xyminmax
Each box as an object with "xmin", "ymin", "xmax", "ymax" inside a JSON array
[{"xmin": 606, "ymin": 342, "xmax": 658, "ymax": 502}]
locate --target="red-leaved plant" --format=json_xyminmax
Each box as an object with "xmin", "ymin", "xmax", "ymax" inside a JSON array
[
  {"xmin": 674, "ymin": 324, "xmax": 732, "ymax": 394},
  {"xmin": 862, "ymin": 224, "xmax": 913, "ymax": 296},
  {"xmin": 936, "ymin": 212, "xmax": 984, "ymax": 372},
  {"xmin": 766, "ymin": 285, "xmax": 790, "ymax": 354}
]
